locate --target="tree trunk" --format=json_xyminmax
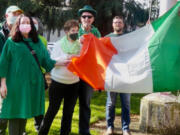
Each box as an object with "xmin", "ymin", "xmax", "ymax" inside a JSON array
[{"xmin": 47, "ymin": 29, "xmax": 51, "ymax": 42}]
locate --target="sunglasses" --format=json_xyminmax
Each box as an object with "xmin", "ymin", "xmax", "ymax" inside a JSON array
[{"xmin": 81, "ymin": 15, "xmax": 93, "ymax": 19}]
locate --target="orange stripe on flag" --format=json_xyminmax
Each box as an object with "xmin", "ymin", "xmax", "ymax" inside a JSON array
[{"xmin": 68, "ymin": 34, "xmax": 117, "ymax": 90}]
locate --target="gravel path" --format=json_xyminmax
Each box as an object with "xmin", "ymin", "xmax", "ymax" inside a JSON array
[{"xmin": 90, "ymin": 115, "xmax": 159, "ymax": 135}]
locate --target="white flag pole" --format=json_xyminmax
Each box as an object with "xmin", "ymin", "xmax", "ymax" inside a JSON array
[{"xmin": 148, "ymin": 0, "xmax": 152, "ymax": 21}]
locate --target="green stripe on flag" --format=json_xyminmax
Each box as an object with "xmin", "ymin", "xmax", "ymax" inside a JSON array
[
  {"xmin": 152, "ymin": 2, "xmax": 180, "ymax": 31},
  {"xmin": 149, "ymin": 2, "xmax": 180, "ymax": 92}
]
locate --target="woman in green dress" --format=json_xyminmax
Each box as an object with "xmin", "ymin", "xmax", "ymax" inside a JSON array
[{"xmin": 0, "ymin": 14, "xmax": 61, "ymax": 135}]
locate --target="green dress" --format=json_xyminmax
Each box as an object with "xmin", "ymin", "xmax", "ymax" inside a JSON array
[{"xmin": 0, "ymin": 37, "xmax": 55, "ymax": 119}]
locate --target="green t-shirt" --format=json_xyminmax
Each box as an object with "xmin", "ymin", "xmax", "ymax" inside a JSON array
[
  {"xmin": 39, "ymin": 35, "xmax": 47, "ymax": 48},
  {"xmin": 78, "ymin": 24, "xmax": 101, "ymax": 38}
]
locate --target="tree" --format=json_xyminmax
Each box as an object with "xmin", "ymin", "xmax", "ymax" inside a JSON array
[
  {"xmin": 150, "ymin": 0, "xmax": 160, "ymax": 21},
  {"xmin": 71, "ymin": 0, "xmax": 149, "ymax": 35},
  {"xmin": 0, "ymin": 0, "xmax": 149, "ymax": 38},
  {"xmin": 0, "ymin": 0, "xmax": 74, "ymax": 40}
]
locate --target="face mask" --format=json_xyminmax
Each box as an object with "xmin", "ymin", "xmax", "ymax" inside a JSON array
[
  {"xmin": 7, "ymin": 15, "xmax": 17, "ymax": 25},
  {"xmin": 19, "ymin": 24, "xmax": 31, "ymax": 34},
  {"xmin": 34, "ymin": 24, "xmax": 38, "ymax": 31},
  {"xmin": 69, "ymin": 33, "xmax": 78, "ymax": 41}
]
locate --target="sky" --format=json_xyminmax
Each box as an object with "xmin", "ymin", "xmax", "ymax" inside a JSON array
[{"xmin": 134, "ymin": 0, "xmax": 155, "ymax": 9}]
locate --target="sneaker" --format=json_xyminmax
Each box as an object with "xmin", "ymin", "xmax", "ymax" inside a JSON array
[
  {"xmin": 105, "ymin": 127, "xmax": 114, "ymax": 135},
  {"xmin": 23, "ymin": 132, "xmax": 27, "ymax": 135},
  {"xmin": 123, "ymin": 130, "xmax": 132, "ymax": 135}
]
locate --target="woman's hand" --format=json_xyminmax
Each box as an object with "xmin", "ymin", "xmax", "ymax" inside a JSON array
[
  {"xmin": 55, "ymin": 59, "xmax": 72, "ymax": 66},
  {"xmin": 0, "ymin": 78, "xmax": 7, "ymax": 99}
]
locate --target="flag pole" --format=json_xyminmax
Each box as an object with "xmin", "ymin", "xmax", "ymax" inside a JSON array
[
  {"xmin": 148, "ymin": 0, "xmax": 152, "ymax": 21},
  {"xmin": 146, "ymin": 0, "xmax": 152, "ymax": 24}
]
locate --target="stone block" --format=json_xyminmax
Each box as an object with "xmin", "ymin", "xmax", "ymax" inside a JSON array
[{"xmin": 139, "ymin": 93, "xmax": 180, "ymax": 134}]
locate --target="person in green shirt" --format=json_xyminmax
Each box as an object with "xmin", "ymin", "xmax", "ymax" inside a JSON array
[
  {"xmin": 0, "ymin": 5, "xmax": 23, "ymax": 135},
  {"xmin": 31, "ymin": 17, "xmax": 48, "ymax": 132},
  {"xmin": 77, "ymin": 5, "xmax": 101, "ymax": 135},
  {"xmin": 78, "ymin": 5, "xmax": 101, "ymax": 38},
  {"xmin": 0, "ymin": 14, "xmax": 62, "ymax": 135},
  {"xmin": 32, "ymin": 17, "xmax": 47, "ymax": 48},
  {"xmin": 105, "ymin": 16, "xmax": 131, "ymax": 135}
]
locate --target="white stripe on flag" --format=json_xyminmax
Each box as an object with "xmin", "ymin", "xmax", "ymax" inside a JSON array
[{"xmin": 105, "ymin": 24, "xmax": 155, "ymax": 93}]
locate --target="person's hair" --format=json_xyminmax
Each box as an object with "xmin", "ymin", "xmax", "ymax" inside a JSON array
[
  {"xmin": 63, "ymin": 19, "xmax": 79, "ymax": 33},
  {"xmin": 113, "ymin": 16, "xmax": 124, "ymax": 24},
  {"xmin": 10, "ymin": 14, "xmax": 39, "ymax": 43}
]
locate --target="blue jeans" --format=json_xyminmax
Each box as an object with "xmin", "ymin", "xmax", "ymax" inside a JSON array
[
  {"xmin": 78, "ymin": 80, "xmax": 93, "ymax": 135},
  {"xmin": 106, "ymin": 92, "xmax": 131, "ymax": 131}
]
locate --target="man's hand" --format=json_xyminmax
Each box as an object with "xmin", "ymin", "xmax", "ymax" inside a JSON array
[{"xmin": 146, "ymin": 19, "xmax": 151, "ymax": 25}]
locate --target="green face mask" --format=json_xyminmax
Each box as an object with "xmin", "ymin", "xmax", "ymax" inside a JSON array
[{"xmin": 69, "ymin": 33, "xmax": 78, "ymax": 41}]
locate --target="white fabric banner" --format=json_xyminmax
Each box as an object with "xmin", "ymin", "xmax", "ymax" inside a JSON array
[{"xmin": 105, "ymin": 25, "xmax": 154, "ymax": 93}]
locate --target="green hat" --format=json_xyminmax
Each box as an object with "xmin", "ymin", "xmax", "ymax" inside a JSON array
[
  {"xmin": 78, "ymin": 5, "xmax": 97, "ymax": 17},
  {"xmin": 6, "ymin": 5, "xmax": 23, "ymax": 14}
]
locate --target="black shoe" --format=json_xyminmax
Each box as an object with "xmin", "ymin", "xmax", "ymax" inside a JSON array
[{"xmin": 80, "ymin": 133, "xmax": 91, "ymax": 135}]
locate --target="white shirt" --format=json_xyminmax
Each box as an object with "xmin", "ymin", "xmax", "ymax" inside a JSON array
[{"xmin": 50, "ymin": 40, "xmax": 80, "ymax": 84}]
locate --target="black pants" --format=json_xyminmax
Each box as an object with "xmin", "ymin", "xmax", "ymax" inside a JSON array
[
  {"xmin": 78, "ymin": 80, "xmax": 93, "ymax": 135},
  {"xmin": 34, "ymin": 115, "xmax": 44, "ymax": 131},
  {"xmin": 39, "ymin": 80, "xmax": 79, "ymax": 135}
]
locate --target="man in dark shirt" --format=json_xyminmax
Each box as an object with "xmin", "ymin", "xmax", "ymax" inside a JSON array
[{"xmin": 0, "ymin": 5, "xmax": 23, "ymax": 54}]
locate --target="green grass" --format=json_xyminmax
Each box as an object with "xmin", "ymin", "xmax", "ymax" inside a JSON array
[{"xmin": 24, "ymin": 91, "xmax": 145, "ymax": 135}]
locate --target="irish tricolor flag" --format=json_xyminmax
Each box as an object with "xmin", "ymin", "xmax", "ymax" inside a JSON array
[{"xmin": 68, "ymin": 1, "xmax": 180, "ymax": 93}]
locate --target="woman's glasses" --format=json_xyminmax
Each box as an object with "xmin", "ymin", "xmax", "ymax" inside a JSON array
[{"xmin": 81, "ymin": 15, "xmax": 93, "ymax": 19}]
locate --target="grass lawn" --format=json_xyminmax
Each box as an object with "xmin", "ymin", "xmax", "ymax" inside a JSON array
[{"xmin": 24, "ymin": 91, "xmax": 145, "ymax": 135}]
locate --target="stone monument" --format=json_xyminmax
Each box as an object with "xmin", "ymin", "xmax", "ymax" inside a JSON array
[{"xmin": 139, "ymin": 93, "xmax": 180, "ymax": 134}]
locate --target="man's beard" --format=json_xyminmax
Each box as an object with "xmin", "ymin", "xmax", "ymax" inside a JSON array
[{"xmin": 115, "ymin": 28, "xmax": 122, "ymax": 33}]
